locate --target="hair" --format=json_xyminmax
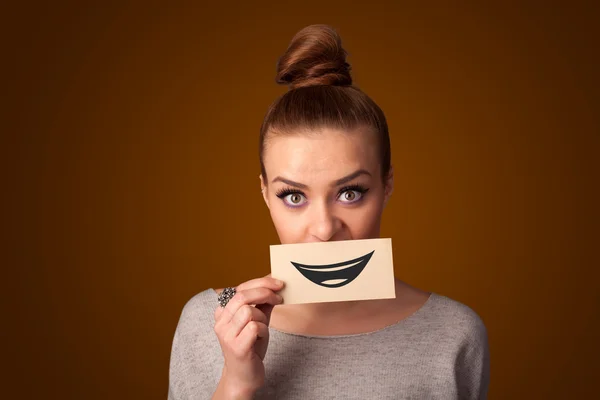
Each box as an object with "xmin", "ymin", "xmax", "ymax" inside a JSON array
[{"xmin": 259, "ymin": 24, "xmax": 391, "ymax": 183}]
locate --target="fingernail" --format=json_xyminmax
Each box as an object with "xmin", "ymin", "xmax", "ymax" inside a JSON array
[{"xmin": 275, "ymin": 279, "xmax": 284, "ymax": 286}]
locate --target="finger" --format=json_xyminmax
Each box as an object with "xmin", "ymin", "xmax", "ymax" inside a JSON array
[
  {"xmin": 220, "ymin": 287, "xmax": 283, "ymax": 325},
  {"xmin": 225, "ymin": 305, "xmax": 269, "ymax": 340},
  {"xmin": 236, "ymin": 321, "xmax": 269, "ymax": 354},
  {"xmin": 237, "ymin": 275, "xmax": 284, "ymax": 293},
  {"xmin": 214, "ymin": 277, "xmax": 283, "ymax": 324},
  {"xmin": 214, "ymin": 304, "xmax": 224, "ymax": 321},
  {"xmin": 256, "ymin": 303, "xmax": 275, "ymax": 325}
]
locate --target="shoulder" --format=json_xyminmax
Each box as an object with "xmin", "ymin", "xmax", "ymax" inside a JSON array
[
  {"xmin": 427, "ymin": 292, "xmax": 488, "ymax": 344},
  {"xmin": 172, "ymin": 288, "xmax": 219, "ymax": 340},
  {"xmin": 169, "ymin": 289, "xmax": 224, "ymax": 398},
  {"xmin": 395, "ymin": 281, "xmax": 487, "ymax": 343},
  {"xmin": 181, "ymin": 288, "xmax": 219, "ymax": 315},
  {"xmin": 169, "ymin": 289, "xmax": 221, "ymax": 371},
  {"xmin": 428, "ymin": 294, "xmax": 490, "ymax": 397},
  {"xmin": 430, "ymin": 294, "xmax": 490, "ymax": 381}
]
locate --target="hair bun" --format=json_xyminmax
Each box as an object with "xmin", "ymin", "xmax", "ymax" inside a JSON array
[{"xmin": 276, "ymin": 24, "xmax": 352, "ymax": 89}]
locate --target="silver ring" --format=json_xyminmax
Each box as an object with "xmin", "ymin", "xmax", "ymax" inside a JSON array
[{"xmin": 217, "ymin": 287, "xmax": 237, "ymax": 307}]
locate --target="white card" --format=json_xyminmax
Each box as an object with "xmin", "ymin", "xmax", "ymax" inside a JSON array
[{"xmin": 270, "ymin": 238, "xmax": 396, "ymax": 305}]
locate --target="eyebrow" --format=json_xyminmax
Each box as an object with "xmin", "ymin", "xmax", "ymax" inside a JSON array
[{"xmin": 271, "ymin": 169, "xmax": 372, "ymax": 189}]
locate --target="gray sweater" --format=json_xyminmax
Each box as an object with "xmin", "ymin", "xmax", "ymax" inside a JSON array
[{"xmin": 168, "ymin": 289, "xmax": 490, "ymax": 399}]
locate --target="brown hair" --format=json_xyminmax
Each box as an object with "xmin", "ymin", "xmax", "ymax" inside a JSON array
[{"xmin": 259, "ymin": 24, "xmax": 391, "ymax": 182}]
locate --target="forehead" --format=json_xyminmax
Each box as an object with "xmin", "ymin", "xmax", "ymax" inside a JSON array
[{"xmin": 263, "ymin": 128, "xmax": 379, "ymax": 182}]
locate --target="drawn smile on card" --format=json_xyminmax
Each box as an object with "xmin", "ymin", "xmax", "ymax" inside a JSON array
[{"xmin": 290, "ymin": 250, "xmax": 375, "ymax": 288}]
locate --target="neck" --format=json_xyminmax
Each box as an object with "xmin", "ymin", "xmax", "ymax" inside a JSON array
[
  {"xmin": 268, "ymin": 279, "xmax": 412, "ymax": 336},
  {"xmin": 275, "ymin": 285, "xmax": 403, "ymax": 326},
  {"xmin": 280, "ymin": 298, "xmax": 369, "ymax": 319},
  {"xmin": 267, "ymin": 275, "xmax": 402, "ymax": 325}
]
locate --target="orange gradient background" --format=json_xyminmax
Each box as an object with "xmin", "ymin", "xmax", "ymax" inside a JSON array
[{"xmin": 3, "ymin": 2, "xmax": 598, "ymax": 399}]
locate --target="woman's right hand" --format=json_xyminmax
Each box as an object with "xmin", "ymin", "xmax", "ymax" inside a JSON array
[{"xmin": 213, "ymin": 275, "xmax": 285, "ymax": 398}]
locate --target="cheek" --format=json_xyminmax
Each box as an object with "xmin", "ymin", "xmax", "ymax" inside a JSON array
[
  {"xmin": 269, "ymin": 204, "xmax": 304, "ymax": 242},
  {"xmin": 342, "ymin": 202, "xmax": 384, "ymax": 238}
]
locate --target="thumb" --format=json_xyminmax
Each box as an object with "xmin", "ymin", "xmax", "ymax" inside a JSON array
[{"xmin": 256, "ymin": 303, "xmax": 275, "ymax": 325}]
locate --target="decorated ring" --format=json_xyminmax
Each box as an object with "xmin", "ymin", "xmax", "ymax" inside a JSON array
[{"xmin": 217, "ymin": 287, "xmax": 237, "ymax": 308}]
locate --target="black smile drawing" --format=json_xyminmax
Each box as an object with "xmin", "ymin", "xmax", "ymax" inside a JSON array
[{"xmin": 290, "ymin": 250, "xmax": 375, "ymax": 288}]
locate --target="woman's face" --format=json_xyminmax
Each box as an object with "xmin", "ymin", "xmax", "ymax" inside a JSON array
[{"xmin": 260, "ymin": 127, "xmax": 393, "ymax": 244}]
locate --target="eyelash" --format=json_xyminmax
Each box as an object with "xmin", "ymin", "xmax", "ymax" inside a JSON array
[{"xmin": 275, "ymin": 184, "xmax": 369, "ymax": 207}]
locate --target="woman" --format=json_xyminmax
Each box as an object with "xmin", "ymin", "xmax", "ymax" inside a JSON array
[{"xmin": 168, "ymin": 24, "xmax": 490, "ymax": 400}]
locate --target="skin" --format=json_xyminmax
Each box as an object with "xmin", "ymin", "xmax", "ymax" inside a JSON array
[
  {"xmin": 261, "ymin": 127, "xmax": 391, "ymax": 243},
  {"xmin": 259, "ymin": 127, "xmax": 430, "ymax": 334},
  {"xmin": 212, "ymin": 126, "xmax": 430, "ymax": 399}
]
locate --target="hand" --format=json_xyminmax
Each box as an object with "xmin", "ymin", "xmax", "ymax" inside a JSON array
[{"xmin": 213, "ymin": 275, "xmax": 285, "ymax": 396}]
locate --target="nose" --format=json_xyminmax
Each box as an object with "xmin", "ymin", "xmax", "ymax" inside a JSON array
[{"xmin": 307, "ymin": 201, "xmax": 342, "ymax": 242}]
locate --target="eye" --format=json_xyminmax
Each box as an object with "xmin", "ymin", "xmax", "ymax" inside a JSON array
[
  {"xmin": 340, "ymin": 190, "xmax": 359, "ymax": 202},
  {"xmin": 338, "ymin": 185, "xmax": 369, "ymax": 204},
  {"xmin": 275, "ymin": 188, "xmax": 307, "ymax": 207},
  {"xmin": 284, "ymin": 193, "xmax": 306, "ymax": 206}
]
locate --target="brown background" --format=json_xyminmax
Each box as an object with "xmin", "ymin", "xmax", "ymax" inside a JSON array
[{"xmin": 3, "ymin": 1, "xmax": 599, "ymax": 399}]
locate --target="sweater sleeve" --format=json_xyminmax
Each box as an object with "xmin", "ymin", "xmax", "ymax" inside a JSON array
[
  {"xmin": 454, "ymin": 313, "xmax": 491, "ymax": 400},
  {"xmin": 167, "ymin": 290, "xmax": 223, "ymax": 400},
  {"xmin": 167, "ymin": 299, "xmax": 192, "ymax": 400}
]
